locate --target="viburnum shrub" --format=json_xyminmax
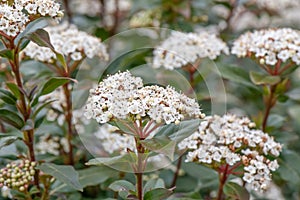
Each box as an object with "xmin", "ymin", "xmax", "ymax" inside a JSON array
[{"xmin": 0, "ymin": 0, "xmax": 299, "ymax": 200}]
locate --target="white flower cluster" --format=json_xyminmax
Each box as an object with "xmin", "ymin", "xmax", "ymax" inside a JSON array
[
  {"xmin": 251, "ymin": 0, "xmax": 299, "ymax": 12},
  {"xmin": 94, "ymin": 124, "xmax": 135, "ymax": 155},
  {"xmin": 0, "ymin": 0, "xmax": 63, "ymax": 37},
  {"xmin": 36, "ymin": 134, "xmax": 69, "ymax": 155},
  {"xmin": 71, "ymin": 0, "xmax": 131, "ymax": 26},
  {"xmin": 0, "ymin": 160, "xmax": 36, "ymax": 192},
  {"xmin": 153, "ymin": 31, "xmax": 229, "ymax": 70},
  {"xmin": 84, "ymin": 71, "xmax": 203, "ymax": 124},
  {"xmin": 232, "ymin": 28, "xmax": 300, "ymax": 65},
  {"xmin": 178, "ymin": 114, "xmax": 282, "ymax": 191},
  {"xmin": 23, "ymin": 23, "xmax": 109, "ymax": 63}
]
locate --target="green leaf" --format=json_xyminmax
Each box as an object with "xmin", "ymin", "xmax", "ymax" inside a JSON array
[
  {"xmin": 249, "ymin": 71, "xmax": 281, "ymax": 85},
  {"xmin": 218, "ymin": 65, "xmax": 257, "ymax": 89},
  {"xmin": 101, "ymin": 49, "xmax": 152, "ymax": 79},
  {"xmin": 26, "ymin": 29, "xmax": 68, "ymax": 70},
  {"xmin": 37, "ymin": 163, "xmax": 83, "ymax": 192},
  {"xmin": 19, "ymin": 39, "xmax": 30, "ymax": 51},
  {"xmin": 32, "ymin": 100, "xmax": 56, "ymax": 119},
  {"xmin": 0, "ymin": 136, "xmax": 20, "ymax": 150},
  {"xmin": 156, "ymin": 119, "xmax": 200, "ymax": 143},
  {"xmin": 39, "ymin": 77, "xmax": 71, "ymax": 96},
  {"xmin": 143, "ymin": 178, "xmax": 165, "ymax": 193},
  {"xmin": 144, "ymin": 188, "xmax": 173, "ymax": 200},
  {"xmin": 0, "ymin": 109, "xmax": 24, "ymax": 129},
  {"xmin": 223, "ymin": 182, "xmax": 250, "ymax": 200},
  {"xmin": 0, "ymin": 49, "xmax": 14, "ymax": 60},
  {"xmin": 0, "ymin": 89, "xmax": 17, "ymax": 105},
  {"xmin": 21, "ymin": 119, "xmax": 34, "ymax": 131},
  {"xmin": 109, "ymin": 180, "xmax": 136, "ymax": 199},
  {"xmin": 55, "ymin": 52, "xmax": 68, "ymax": 71},
  {"xmin": 51, "ymin": 166, "xmax": 118, "ymax": 193},
  {"xmin": 140, "ymin": 136, "xmax": 176, "ymax": 160},
  {"xmin": 6, "ymin": 82, "xmax": 21, "ymax": 99},
  {"xmin": 109, "ymin": 180, "xmax": 135, "ymax": 192},
  {"xmin": 26, "ymin": 29, "xmax": 55, "ymax": 50},
  {"xmin": 86, "ymin": 154, "xmax": 136, "ymax": 172},
  {"xmin": 277, "ymin": 150, "xmax": 300, "ymax": 186}
]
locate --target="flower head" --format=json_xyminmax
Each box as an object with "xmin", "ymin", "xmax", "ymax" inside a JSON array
[
  {"xmin": 178, "ymin": 113, "xmax": 282, "ymax": 191},
  {"xmin": 23, "ymin": 23, "xmax": 109, "ymax": 63},
  {"xmin": 232, "ymin": 28, "xmax": 300, "ymax": 65},
  {"xmin": 252, "ymin": 0, "xmax": 299, "ymax": 12},
  {"xmin": 71, "ymin": 0, "xmax": 131, "ymax": 26},
  {"xmin": 0, "ymin": 0, "xmax": 63, "ymax": 37},
  {"xmin": 36, "ymin": 134, "xmax": 69, "ymax": 155},
  {"xmin": 95, "ymin": 124, "xmax": 135, "ymax": 155},
  {"xmin": 84, "ymin": 71, "xmax": 203, "ymax": 124},
  {"xmin": 153, "ymin": 31, "xmax": 229, "ymax": 70}
]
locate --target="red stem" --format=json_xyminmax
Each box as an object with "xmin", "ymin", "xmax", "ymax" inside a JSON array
[
  {"xmin": 63, "ymin": 82, "xmax": 74, "ymax": 165},
  {"xmin": 170, "ymin": 155, "xmax": 182, "ymax": 188},
  {"xmin": 262, "ymin": 85, "xmax": 276, "ymax": 132},
  {"xmin": 217, "ymin": 164, "xmax": 229, "ymax": 200},
  {"xmin": 134, "ymin": 138, "xmax": 145, "ymax": 200}
]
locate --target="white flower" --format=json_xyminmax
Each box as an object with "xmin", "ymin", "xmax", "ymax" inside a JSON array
[
  {"xmin": 36, "ymin": 134, "xmax": 69, "ymax": 155},
  {"xmin": 94, "ymin": 124, "xmax": 135, "ymax": 155},
  {"xmin": 84, "ymin": 71, "xmax": 203, "ymax": 125},
  {"xmin": 232, "ymin": 28, "xmax": 300, "ymax": 65},
  {"xmin": 253, "ymin": 0, "xmax": 299, "ymax": 12},
  {"xmin": 0, "ymin": 0, "xmax": 63, "ymax": 37},
  {"xmin": 23, "ymin": 22, "xmax": 109, "ymax": 63},
  {"xmin": 71, "ymin": 0, "xmax": 131, "ymax": 26},
  {"xmin": 179, "ymin": 113, "xmax": 282, "ymax": 191},
  {"xmin": 153, "ymin": 31, "xmax": 229, "ymax": 70}
]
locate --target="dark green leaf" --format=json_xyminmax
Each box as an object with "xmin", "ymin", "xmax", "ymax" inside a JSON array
[
  {"xmin": 0, "ymin": 49, "xmax": 14, "ymax": 60},
  {"xmin": 6, "ymin": 82, "xmax": 21, "ymax": 99},
  {"xmin": 144, "ymin": 188, "xmax": 173, "ymax": 200},
  {"xmin": 109, "ymin": 180, "xmax": 135, "ymax": 192},
  {"xmin": 278, "ymin": 150, "xmax": 300, "ymax": 184},
  {"xmin": 26, "ymin": 29, "xmax": 55, "ymax": 50},
  {"xmin": 0, "ymin": 89, "xmax": 17, "ymax": 105},
  {"xmin": 32, "ymin": 100, "xmax": 55, "ymax": 119},
  {"xmin": 109, "ymin": 180, "xmax": 136, "ymax": 199},
  {"xmin": 39, "ymin": 77, "xmax": 71, "ymax": 96},
  {"xmin": 101, "ymin": 49, "xmax": 152, "ymax": 79},
  {"xmin": 0, "ymin": 136, "xmax": 20, "ymax": 150},
  {"xmin": 218, "ymin": 65, "xmax": 257, "ymax": 89},
  {"xmin": 156, "ymin": 119, "xmax": 200, "ymax": 143},
  {"xmin": 21, "ymin": 119, "xmax": 34, "ymax": 131},
  {"xmin": 0, "ymin": 109, "xmax": 24, "ymax": 129},
  {"xmin": 19, "ymin": 39, "xmax": 30, "ymax": 51},
  {"xmin": 143, "ymin": 178, "xmax": 165, "ymax": 193},
  {"xmin": 37, "ymin": 163, "xmax": 83, "ymax": 192},
  {"xmin": 51, "ymin": 166, "xmax": 118, "ymax": 193},
  {"xmin": 249, "ymin": 71, "xmax": 281, "ymax": 85},
  {"xmin": 140, "ymin": 136, "xmax": 176, "ymax": 160},
  {"xmin": 277, "ymin": 95, "xmax": 289, "ymax": 103},
  {"xmin": 86, "ymin": 154, "xmax": 136, "ymax": 172},
  {"xmin": 223, "ymin": 182, "xmax": 250, "ymax": 200},
  {"xmin": 55, "ymin": 52, "xmax": 68, "ymax": 71}
]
